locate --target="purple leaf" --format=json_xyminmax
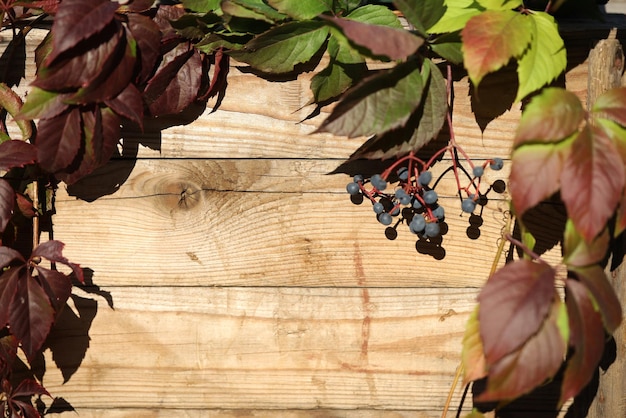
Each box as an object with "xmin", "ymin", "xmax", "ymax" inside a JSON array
[
  {"xmin": 9, "ymin": 274, "xmax": 55, "ymax": 362},
  {"xmin": 560, "ymin": 279, "xmax": 605, "ymax": 405},
  {"xmin": 0, "ymin": 140, "xmax": 37, "ymax": 171},
  {"xmin": 36, "ymin": 108, "xmax": 82, "ymax": 173},
  {"xmin": 0, "ymin": 247, "xmax": 25, "ymax": 269},
  {"xmin": 11, "ymin": 379, "xmax": 50, "ymax": 398},
  {"xmin": 0, "ymin": 267, "xmax": 22, "ymax": 328},
  {"xmin": 0, "ymin": 179, "xmax": 15, "ymax": 233},
  {"xmin": 32, "ymin": 241, "xmax": 84, "ymax": 285},
  {"xmin": 126, "ymin": 13, "xmax": 161, "ymax": 86},
  {"xmin": 105, "ymin": 83, "xmax": 144, "ymax": 128},
  {"xmin": 35, "ymin": 266, "xmax": 72, "ymax": 311},
  {"xmin": 478, "ymin": 259, "xmax": 556, "ymax": 365},
  {"xmin": 47, "ymin": 0, "xmax": 119, "ymax": 64}
]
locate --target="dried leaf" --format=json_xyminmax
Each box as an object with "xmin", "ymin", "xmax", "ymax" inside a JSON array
[{"xmin": 478, "ymin": 259, "xmax": 556, "ymax": 365}]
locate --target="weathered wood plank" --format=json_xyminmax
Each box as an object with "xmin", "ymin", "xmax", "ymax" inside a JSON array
[
  {"xmin": 51, "ymin": 159, "xmax": 567, "ymax": 287},
  {"xmin": 40, "ymin": 287, "xmax": 475, "ymax": 412}
]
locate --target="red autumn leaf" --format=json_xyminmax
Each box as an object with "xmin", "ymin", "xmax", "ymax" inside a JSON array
[
  {"xmin": 35, "ymin": 266, "xmax": 72, "ymax": 311},
  {"xmin": 560, "ymin": 124, "xmax": 625, "ymax": 242},
  {"xmin": 478, "ymin": 259, "xmax": 556, "ymax": 365},
  {"xmin": 509, "ymin": 141, "xmax": 569, "ymax": 216},
  {"xmin": 31, "ymin": 240, "xmax": 84, "ymax": 284},
  {"xmin": 562, "ymin": 220, "xmax": 609, "ymax": 268},
  {"xmin": 461, "ymin": 10, "xmax": 532, "ymax": 87},
  {"xmin": 118, "ymin": 0, "xmax": 154, "ymax": 13},
  {"xmin": 592, "ymin": 86, "xmax": 626, "ymax": 125},
  {"xmin": 0, "ymin": 179, "xmax": 14, "ymax": 233},
  {"xmin": 0, "ymin": 140, "xmax": 37, "ymax": 171},
  {"xmin": 514, "ymin": 88, "xmax": 585, "ymax": 147},
  {"xmin": 200, "ymin": 47, "xmax": 230, "ymax": 101},
  {"xmin": 105, "ymin": 83, "xmax": 144, "ymax": 128},
  {"xmin": 0, "ymin": 246, "xmax": 24, "ymax": 269},
  {"xmin": 560, "ymin": 279, "xmax": 605, "ymax": 406},
  {"xmin": 15, "ymin": 193, "xmax": 36, "ymax": 218},
  {"xmin": 0, "ymin": 267, "xmax": 22, "ymax": 328},
  {"xmin": 11, "ymin": 379, "xmax": 50, "ymax": 398},
  {"xmin": 47, "ymin": 0, "xmax": 119, "ymax": 64},
  {"xmin": 36, "ymin": 107, "xmax": 82, "ymax": 173},
  {"xmin": 570, "ymin": 265, "xmax": 622, "ymax": 333},
  {"xmin": 9, "ymin": 274, "xmax": 55, "ymax": 362},
  {"xmin": 15, "ymin": 0, "xmax": 60, "ymax": 15},
  {"xmin": 321, "ymin": 15, "xmax": 424, "ymax": 60},
  {"xmin": 477, "ymin": 298, "xmax": 566, "ymax": 402},
  {"xmin": 126, "ymin": 13, "xmax": 161, "ymax": 86}
]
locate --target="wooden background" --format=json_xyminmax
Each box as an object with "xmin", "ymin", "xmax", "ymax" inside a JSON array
[{"xmin": 3, "ymin": 7, "xmax": 626, "ymax": 417}]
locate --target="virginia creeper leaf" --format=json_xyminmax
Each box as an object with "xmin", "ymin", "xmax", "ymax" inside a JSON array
[
  {"xmin": 462, "ymin": 10, "xmax": 533, "ymax": 87},
  {"xmin": 0, "ymin": 267, "xmax": 21, "ymax": 328},
  {"xmin": 47, "ymin": 0, "xmax": 120, "ymax": 64},
  {"xmin": 560, "ymin": 279, "xmax": 605, "ymax": 405},
  {"xmin": 428, "ymin": 0, "xmax": 482, "ymax": 33},
  {"xmin": 462, "ymin": 305, "xmax": 487, "ymax": 383},
  {"xmin": 230, "ymin": 21, "xmax": 329, "ymax": 73},
  {"xmin": 105, "ymin": 83, "xmax": 144, "ymax": 128},
  {"xmin": 616, "ymin": 191, "xmax": 626, "ymax": 237},
  {"xmin": 9, "ymin": 274, "xmax": 54, "ymax": 362},
  {"xmin": 126, "ymin": 13, "xmax": 161, "ymax": 86},
  {"xmin": 0, "ymin": 334, "xmax": 18, "ymax": 373},
  {"xmin": 477, "ymin": 298, "xmax": 566, "ymax": 402},
  {"xmin": 515, "ymin": 12, "xmax": 566, "ymax": 102},
  {"xmin": 592, "ymin": 86, "xmax": 626, "ymax": 125},
  {"xmin": 36, "ymin": 266, "xmax": 72, "ymax": 311},
  {"xmin": 11, "ymin": 379, "xmax": 50, "ymax": 398},
  {"xmin": 514, "ymin": 88, "xmax": 584, "ymax": 147},
  {"xmin": 183, "ymin": 0, "xmax": 221, "ymax": 12},
  {"xmin": 32, "ymin": 240, "xmax": 84, "ymax": 284},
  {"xmin": 509, "ymin": 140, "xmax": 571, "ymax": 216},
  {"xmin": 221, "ymin": 0, "xmax": 288, "ymax": 24},
  {"xmin": 344, "ymin": 4, "xmax": 404, "ymax": 28},
  {"xmin": 18, "ymin": 87, "xmax": 69, "ymax": 120},
  {"xmin": 0, "ymin": 83, "xmax": 32, "ymax": 141},
  {"xmin": 0, "ymin": 140, "xmax": 37, "ymax": 171},
  {"xmin": 117, "ymin": 0, "xmax": 155, "ymax": 13},
  {"xmin": 0, "ymin": 247, "xmax": 24, "ymax": 269},
  {"xmin": 36, "ymin": 108, "xmax": 82, "ymax": 173},
  {"xmin": 15, "ymin": 193, "xmax": 35, "ymax": 218},
  {"xmin": 266, "ymin": 0, "xmax": 332, "ymax": 20},
  {"xmin": 0, "ymin": 179, "xmax": 14, "ymax": 233},
  {"xmin": 561, "ymin": 124, "xmax": 625, "ymax": 242},
  {"xmin": 430, "ymin": 32, "xmax": 463, "ymax": 64},
  {"xmin": 322, "ymin": 15, "xmax": 423, "ymax": 60},
  {"xmin": 563, "ymin": 220, "xmax": 609, "ymax": 268},
  {"xmin": 477, "ymin": 259, "xmax": 556, "ymax": 365},
  {"xmin": 393, "ymin": 0, "xmax": 445, "ymax": 35},
  {"xmin": 477, "ymin": 0, "xmax": 523, "ymax": 9},
  {"xmin": 570, "ymin": 265, "xmax": 622, "ymax": 333}
]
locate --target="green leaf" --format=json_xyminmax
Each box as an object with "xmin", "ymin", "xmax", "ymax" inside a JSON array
[
  {"xmin": 514, "ymin": 88, "xmax": 584, "ymax": 147},
  {"xmin": 430, "ymin": 32, "xmax": 463, "ymax": 64},
  {"xmin": 349, "ymin": 58, "xmax": 447, "ymax": 159},
  {"xmin": 521, "ymin": 228, "xmax": 536, "ymax": 260},
  {"xmin": 461, "ymin": 10, "xmax": 533, "ymax": 87},
  {"xmin": 509, "ymin": 139, "xmax": 571, "ymax": 216},
  {"xmin": 310, "ymin": 32, "xmax": 366, "ymax": 102},
  {"xmin": 221, "ymin": 0, "xmax": 288, "ymax": 23},
  {"xmin": 346, "ymin": 4, "xmax": 403, "ymax": 28},
  {"xmin": 322, "ymin": 14, "xmax": 423, "ymax": 60},
  {"xmin": 182, "ymin": 0, "xmax": 221, "ymax": 12},
  {"xmin": 477, "ymin": 298, "xmax": 566, "ymax": 402},
  {"xmin": 563, "ymin": 220, "xmax": 609, "ymax": 268},
  {"xmin": 0, "ymin": 83, "xmax": 32, "ymax": 141},
  {"xmin": 592, "ymin": 86, "xmax": 626, "ymax": 125},
  {"xmin": 317, "ymin": 58, "xmax": 424, "ymax": 138},
  {"xmin": 515, "ymin": 12, "xmax": 566, "ymax": 102},
  {"xmin": 560, "ymin": 279, "xmax": 605, "ymax": 406},
  {"xmin": 477, "ymin": 0, "xmax": 523, "ymax": 9},
  {"xmin": 560, "ymin": 124, "xmax": 625, "ymax": 242},
  {"xmin": 393, "ymin": 0, "xmax": 445, "ymax": 35},
  {"xmin": 462, "ymin": 305, "xmax": 488, "ymax": 383},
  {"xmin": 428, "ymin": 0, "xmax": 482, "ymax": 33},
  {"xmin": 570, "ymin": 265, "xmax": 622, "ymax": 334},
  {"xmin": 230, "ymin": 21, "xmax": 330, "ymax": 73},
  {"xmin": 477, "ymin": 259, "xmax": 556, "ymax": 365},
  {"xmin": 266, "ymin": 0, "xmax": 332, "ymax": 20}
]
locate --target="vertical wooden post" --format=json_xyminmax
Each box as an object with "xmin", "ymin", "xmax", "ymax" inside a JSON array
[{"xmin": 585, "ymin": 29, "xmax": 626, "ymax": 418}]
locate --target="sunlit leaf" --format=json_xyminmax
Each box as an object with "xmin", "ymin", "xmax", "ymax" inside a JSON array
[
  {"xmin": 344, "ymin": 4, "xmax": 404, "ymax": 28},
  {"xmin": 563, "ymin": 220, "xmax": 609, "ymax": 268},
  {"xmin": 462, "ymin": 305, "xmax": 487, "ymax": 383},
  {"xmin": 0, "ymin": 180, "xmax": 14, "ymax": 233},
  {"xmin": 509, "ymin": 139, "xmax": 571, "ymax": 216},
  {"xmin": 514, "ymin": 88, "xmax": 584, "ymax": 147},
  {"xmin": 461, "ymin": 10, "xmax": 532, "ymax": 87},
  {"xmin": 477, "ymin": 0, "xmax": 523, "ymax": 9},
  {"xmin": 478, "ymin": 259, "xmax": 556, "ymax": 365},
  {"xmin": 561, "ymin": 124, "xmax": 625, "ymax": 242},
  {"xmin": 221, "ymin": 0, "xmax": 288, "ymax": 23},
  {"xmin": 36, "ymin": 266, "xmax": 72, "ymax": 311},
  {"xmin": 183, "ymin": 0, "xmax": 221, "ymax": 12},
  {"xmin": 477, "ymin": 298, "xmax": 566, "ymax": 402},
  {"xmin": 322, "ymin": 14, "xmax": 423, "ymax": 60},
  {"xmin": 593, "ymin": 86, "xmax": 626, "ymax": 125},
  {"xmin": 47, "ymin": 0, "xmax": 120, "ymax": 64},
  {"xmin": 0, "ymin": 83, "xmax": 32, "ymax": 141},
  {"xmin": 105, "ymin": 83, "xmax": 144, "ymax": 128},
  {"xmin": 32, "ymin": 240, "xmax": 84, "ymax": 284},
  {"xmin": 230, "ymin": 21, "xmax": 329, "ymax": 73},
  {"xmin": 36, "ymin": 108, "xmax": 82, "ymax": 173},
  {"xmin": 515, "ymin": 12, "xmax": 566, "ymax": 102},
  {"xmin": 0, "ymin": 140, "xmax": 37, "ymax": 171},
  {"xmin": 18, "ymin": 87, "xmax": 69, "ymax": 120},
  {"xmin": 560, "ymin": 279, "xmax": 605, "ymax": 406},
  {"xmin": 394, "ymin": 0, "xmax": 445, "ymax": 35},
  {"xmin": 570, "ymin": 265, "xmax": 622, "ymax": 333},
  {"xmin": 266, "ymin": 0, "xmax": 332, "ymax": 20},
  {"xmin": 428, "ymin": 0, "xmax": 482, "ymax": 33},
  {"xmin": 318, "ymin": 59, "xmax": 426, "ymax": 138},
  {"xmin": 9, "ymin": 273, "xmax": 54, "ymax": 362}
]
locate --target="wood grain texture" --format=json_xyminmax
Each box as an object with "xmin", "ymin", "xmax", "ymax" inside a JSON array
[{"xmin": 40, "ymin": 287, "xmax": 475, "ymax": 413}]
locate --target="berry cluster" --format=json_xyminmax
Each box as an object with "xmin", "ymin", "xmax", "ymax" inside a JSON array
[{"xmin": 346, "ymin": 152, "xmax": 504, "ymax": 240}]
